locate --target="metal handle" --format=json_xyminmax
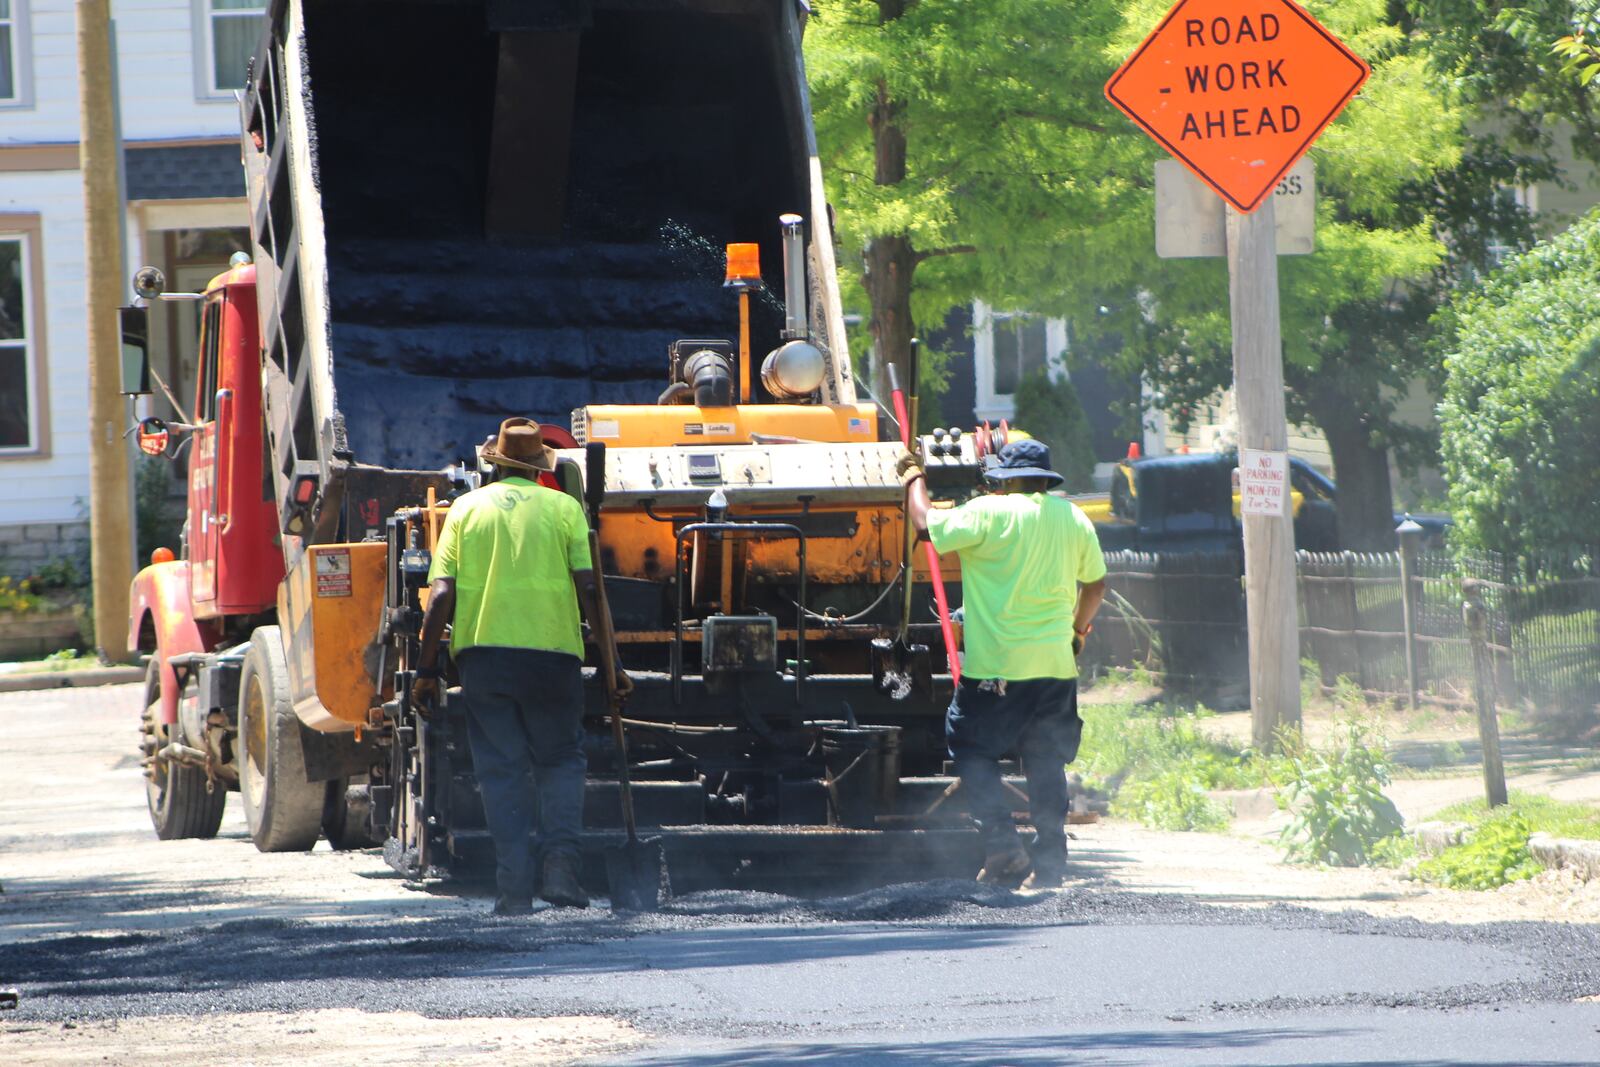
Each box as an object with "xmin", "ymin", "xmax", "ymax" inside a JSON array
[{"xmin": 215, "ymin": 389, "xmax": 234, "ymax": 532}]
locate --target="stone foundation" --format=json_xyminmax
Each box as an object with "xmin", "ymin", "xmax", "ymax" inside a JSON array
[{"xmin": 0, "ymin": 521, "xmax": 92, "ymax": 581}]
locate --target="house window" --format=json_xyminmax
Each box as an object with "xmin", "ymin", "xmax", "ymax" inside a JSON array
[
  {"xmin": 0, "ymin": 225, "xmax": 42, "ymax": 455},
  {"xmin": 972, "ymin": 300, "xmax": 1067, "ymax": 423},
  {"xmin": 200, "ymin": 0, "xmax": 265, "ymax": 96},
  {"xmin": 0, "ymin": 0, "xmax": 32, "ymax": 107}
]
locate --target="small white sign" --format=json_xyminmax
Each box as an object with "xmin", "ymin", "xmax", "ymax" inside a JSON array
[
  {"xmin": 1238, "ymin": 448, "xmax": 1289, "ymax": 518},
  {"xmin": 1156, "ymin": 159, "xmax": 1315, "ymax": 259}
]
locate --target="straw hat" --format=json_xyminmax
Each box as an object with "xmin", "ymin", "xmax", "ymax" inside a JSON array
[{"xmin": 480, "ymin": 417, "xmax": 556, "ymax": 473}]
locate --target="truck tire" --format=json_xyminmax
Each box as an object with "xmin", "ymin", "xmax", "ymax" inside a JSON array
[
  {"xmin": 238, "ymin": 626, "xmax": 324, "ymax": 852},
  {"xmin": 141, "ymin": 660, "xmax": 226, "ymax": 840}
]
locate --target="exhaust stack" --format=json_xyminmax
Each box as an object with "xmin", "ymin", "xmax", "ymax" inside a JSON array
[{"xmin": 779, "ymin": 213, "xmax": 807, "ymax": 340}]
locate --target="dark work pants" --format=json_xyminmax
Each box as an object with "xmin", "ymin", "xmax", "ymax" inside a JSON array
[
  {"xmin": 455, "ymin": 647, "xmax": 587, "ymax": 900},
  {"xmin": 946, "ymin": 677, "xmax": 1082, "ymax": 874}
]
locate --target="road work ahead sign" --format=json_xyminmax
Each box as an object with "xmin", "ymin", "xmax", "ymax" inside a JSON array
[{"xmin": 1105, "ymin": 0, "xmax": 1369, "ymax": 213}]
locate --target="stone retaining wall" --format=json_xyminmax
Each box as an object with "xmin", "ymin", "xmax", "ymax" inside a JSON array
[{"xmin": 0, "ymin": 521, "xmax": 90, "ymax": 580}]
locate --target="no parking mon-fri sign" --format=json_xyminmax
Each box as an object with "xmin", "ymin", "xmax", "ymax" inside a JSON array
[{"xmin": 1105, "ymin": 0, "xmax": 1370, "ymax": 213}]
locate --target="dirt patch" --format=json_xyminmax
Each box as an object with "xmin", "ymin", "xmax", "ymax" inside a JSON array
[
  {"xmin": 1077, "ymin": 820, "xmax": 1600, "ymax": 925},
  {"xmin": 1, "ymin": 1010, "xmax": 640, "ymax": 1066}
]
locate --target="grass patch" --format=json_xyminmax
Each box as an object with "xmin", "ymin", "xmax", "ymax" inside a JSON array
[
  {"xmin": 1428, "ymin": 792, "xmax": 1600, "ymax": 841},
  {"xmin": 1416, "ymin": 815, "xmax": 1543, "ymax": 889},
  {"xmin": 1077, "ymin": 702, "xmax": 1276, "ymax": 832},
  {"xmin": 4, "ymin": 649, "xmax": 100, "ymax": 675},
  {"xmin": 1407, "ymin": 793, "xmax": 1600, "ymax": 890}
]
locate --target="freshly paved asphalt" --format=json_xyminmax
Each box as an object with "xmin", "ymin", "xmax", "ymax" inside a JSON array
[{"xmin": 3, "ymin": 684, "xmax": 1599, "ymax": 1065}]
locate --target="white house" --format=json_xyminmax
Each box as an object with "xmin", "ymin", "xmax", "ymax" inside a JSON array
[{"xmin": 0, "ymin": 0, "xmax": 261, "ymax": 578}]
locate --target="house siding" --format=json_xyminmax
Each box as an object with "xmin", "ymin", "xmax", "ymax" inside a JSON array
[{"xmin": 1, "ymin": 170, "xmax": 96, "ymax": 529}]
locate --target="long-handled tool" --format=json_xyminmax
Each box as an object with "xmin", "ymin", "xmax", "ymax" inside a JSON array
[
  {"xmin": 886, "ymin": 363, "xmax": 962, "ymax": 688},
  {"xmin": 584, "ymin": 443, "xmax": 665, "ymax": 912}
]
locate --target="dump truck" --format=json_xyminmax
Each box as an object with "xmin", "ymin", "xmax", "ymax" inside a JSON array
[{"xmin": 121, "ymin": 0, "xmax": 1006, "ymax": 891}]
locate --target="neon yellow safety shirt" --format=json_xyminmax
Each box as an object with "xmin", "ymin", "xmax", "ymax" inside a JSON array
[
  {"xmin": 427, "ymin": 477, "xmax": 593, "ymax": 658},
  {"xmin": 926, "ymin": 492, "xmax": 1107, "ymax": 681}
]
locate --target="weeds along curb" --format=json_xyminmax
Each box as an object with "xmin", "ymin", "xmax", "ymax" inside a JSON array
[
  {"xmin": 1415, "ymin": 821, "xmax": 1600, "ymax": 882},
  {"xmin": 0, "ymin": 666, "xmax": 143, "ymax": 694}
]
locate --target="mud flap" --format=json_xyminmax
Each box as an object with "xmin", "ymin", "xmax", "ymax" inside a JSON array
[{"xmin": 296, "ymin": 720, "xmax": 382, "ymax": 783}]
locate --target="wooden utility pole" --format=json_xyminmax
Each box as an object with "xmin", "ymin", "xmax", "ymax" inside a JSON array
[
  {"xmin": 78, "ymin": 0, "xmax": 133, "ymax": 662},
  {"xmin": 1227, "ymin": 199, "xmax": 1302, "ymax": 750}
]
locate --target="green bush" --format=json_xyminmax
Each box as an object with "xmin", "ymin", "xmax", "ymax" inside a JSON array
[
  {"xmin": 1012, "ymin": 369, "xmax": 1097, "ymax": 493},
  {"xmin": 1416, "ymin": 815, "xmax": 1543, "ymax": 890},
  {"xmin": 1077, "ymin": 702, "xmax": 1272, "ymax": 832},
  {"xmin": 1273, "ymin": 719, "xmax": 1405, "ymax": 866},
  {"xmin": 1437, "ymin": 210, "xmax": 1600, "ymax": 559},
  {"xmin": 1115, "ymin": 767, "xmax": 1231, "ymax": 832}
]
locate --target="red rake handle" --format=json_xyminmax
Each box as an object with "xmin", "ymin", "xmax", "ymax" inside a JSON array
[{"xmin": 888, "ymin": 366, "xmax": 962, "ymax": 687}]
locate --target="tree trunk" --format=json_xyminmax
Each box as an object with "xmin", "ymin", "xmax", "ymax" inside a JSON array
[
  {"xmin": 864, "ymin": 233, "xmax": 916, "ymax": 402},
  {"xmin": 865, "ymin": 0, "xmax": 915, "ymax": 402},
  {"xmin": 1312, "ymin": 398, "xmax": 1397, "ymax": 551}
]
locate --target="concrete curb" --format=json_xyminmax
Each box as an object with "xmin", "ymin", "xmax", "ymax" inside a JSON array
[
  {"xmin": 0, "ymin": 666, "xmax": 143, "ymax": 694},
  {"xmin": 1413, "ymin": 821, "xmax": 1474, "ymax": 856},
  {"xmin": 1528, "ymin": 833, "xmax": 1600, "ymax": 882},
  {"xmin": 1208, "ymin": 787, "xmax": 1279, "ymax": 821}
]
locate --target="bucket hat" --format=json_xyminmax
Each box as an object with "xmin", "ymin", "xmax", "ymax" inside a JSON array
[
  {"xmin": 986, "ymin": 438, "xmax": 1064, "ymax": 490},
  {"xmin": 480, "ymin": 417, "xmax": 556, "ymax": 473}
]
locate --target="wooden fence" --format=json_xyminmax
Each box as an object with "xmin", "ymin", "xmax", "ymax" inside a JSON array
[{"xmin": 1085, "ymin": 547, "xmax": 1600, "ymax": 722}]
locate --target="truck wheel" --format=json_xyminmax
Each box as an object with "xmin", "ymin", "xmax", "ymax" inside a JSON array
[
  {"xmin": 238, "ymin": 626, "xmax": 324, "ymax": 852},
  {"xmin": 141, "ymin": 660, "xmax": 226, "ymax": 840}
]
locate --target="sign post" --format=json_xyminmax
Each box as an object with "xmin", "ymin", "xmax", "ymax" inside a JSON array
[{"xmin": 1106, "ymin": 0, "xmax": 1369, "ymax": 748}]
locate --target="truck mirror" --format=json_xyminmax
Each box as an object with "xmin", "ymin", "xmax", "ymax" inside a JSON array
[
  {"xmin": 119, "ymin": 305, "xmax": 151, "ymax": 396},
  {"xmin": 132, "ymin": 265, "xmax": 166, "ymax": 300},
  {"xmin": 136, "ymin": 416, "xmax": 170, "ymax": 457}
]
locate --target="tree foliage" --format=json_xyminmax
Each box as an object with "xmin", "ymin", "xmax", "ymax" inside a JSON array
[
  {"xmin": 1405, "ymin": 0, "xmax": 1600, "ymax": 163},
  {"xmin": 1436, "ymin": 210, "xmax": 1600, "ymax": 559},
  {"xmin": 807, "ymin": 1, "xmax": 1512, "ymax": 548}
]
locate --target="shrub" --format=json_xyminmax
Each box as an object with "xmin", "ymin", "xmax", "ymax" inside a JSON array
[
  {"xmin": 1114, "ymin": 767, "xmax": 1232, "ymax": 832},
  {"xmin": 1273, "ymin": 719, "xmax": 1405, "ymax": 866},
  {"xmin": 1078, "ymin": 702, "xmax": 1272, "ymax": 832},
  {"xmin": 1436, "ymin": 210, "xmax": 1600, "ymax": 559},
  {"xmin": 1415, "ymin": 815, "xmax": 1542, "ymax": 890},
  {"xmin": 1013, "ymin": 369, "xmax": 1097, "ymax": 493}
]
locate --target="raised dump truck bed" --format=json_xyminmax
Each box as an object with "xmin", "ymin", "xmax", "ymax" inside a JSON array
[{"xmin": 243, "ymin": 0, "xmax": 853, "ymax": 536}]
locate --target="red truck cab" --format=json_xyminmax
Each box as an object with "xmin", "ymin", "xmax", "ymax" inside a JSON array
[{"xmin": 128, "ymin": 262, "xmax": 283, "ymax": 727}]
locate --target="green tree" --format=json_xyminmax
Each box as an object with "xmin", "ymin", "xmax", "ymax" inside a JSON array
[
  {"xmin": 1405, "ymin": 1, "xmax": 1600, "ymax": 164},
  {"xmin": 1435, "ymin": 209, "xmax": 1600, "ymax": 560},
  {"xmin": 805, "ymin": 0, "xmax": 1144, "ymax": 397},
  {"xmin": 1087, "ymin": 1, "xmax": 1474, "ymax": 548},
  {"xmin": 809, "ymin": 1, "xmax": 1482, "ymax": 548}
]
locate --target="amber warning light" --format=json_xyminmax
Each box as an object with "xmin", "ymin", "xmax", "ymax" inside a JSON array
[{"xmin": 724, "ymin": 243, "xmax": 762, "ymax": 290}]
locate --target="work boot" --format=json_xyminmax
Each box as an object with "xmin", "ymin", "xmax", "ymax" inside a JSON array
[
  {"xmin": 540, "ymin": 852, "xmax": 590, "ymax": 909},
  {"xmin": 1021, "ymin": 866, "xmax": 1067, "ymax": 891},
  {"xmin": 976, "ymin": 844, "xmax": 1031, "ymax": 888},
  {"xmin": 492, "ymin": 893, "xmax": 534, "ymax": 917}
]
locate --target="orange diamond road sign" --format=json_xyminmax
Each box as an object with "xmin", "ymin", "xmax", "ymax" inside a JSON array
[{"xmin": 1105, "ymin": 0, "xmax": 1369, "ymax": 213}]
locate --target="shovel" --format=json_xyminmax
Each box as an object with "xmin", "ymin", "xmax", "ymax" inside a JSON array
[
  {"xmin": 886, "ymin": 360, "xmax": 962, "ymax": 689},
  {"xmin": 585, "ymin": 443, "xmax": 666, "ymax": 912}
]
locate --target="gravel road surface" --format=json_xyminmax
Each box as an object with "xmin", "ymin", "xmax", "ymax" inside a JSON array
[{"xmin": 3, "ymin": 683, "xmax": 1599, "ymax": 1065}]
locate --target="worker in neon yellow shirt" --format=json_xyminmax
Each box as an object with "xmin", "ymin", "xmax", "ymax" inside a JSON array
[
  {"xmin": 903, "ymin": 438, "xmax": 1107, "ymax": 889},
  {"xmin": 411, "ymin": 418, "xmax": 629, "ymax": 914}
]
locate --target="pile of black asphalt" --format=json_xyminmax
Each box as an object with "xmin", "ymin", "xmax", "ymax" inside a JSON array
[{"xmin": 3, "ymin": 879, "xmax": 1597, "ymax": 1029}]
